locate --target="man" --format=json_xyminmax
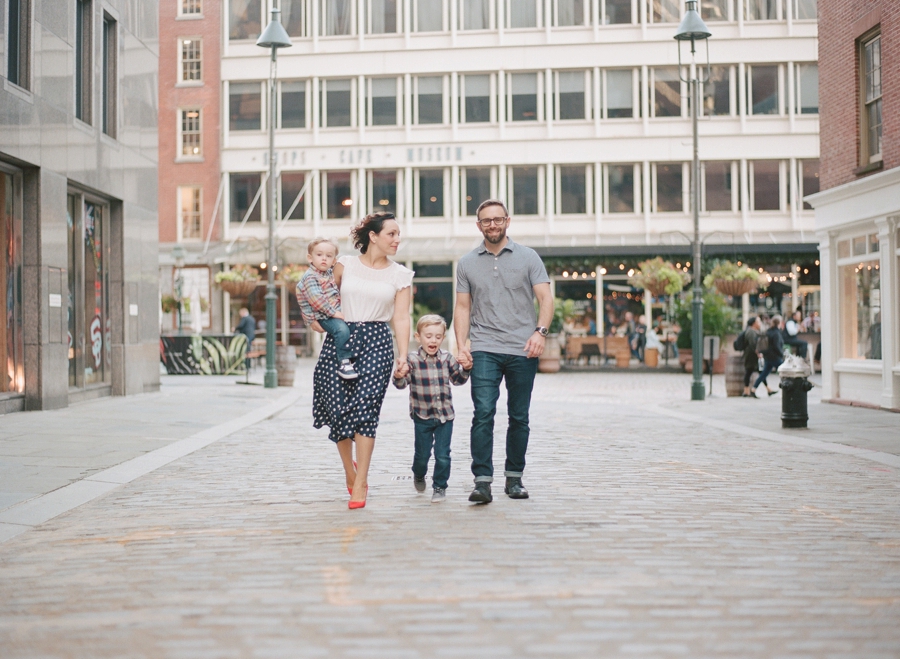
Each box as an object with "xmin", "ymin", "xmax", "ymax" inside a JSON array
[
  {"xmin": 234, "ymin": 307, "xmax": 256, "ymax": 371},
  {"xmin": 783, "ymin": 309, "xmax": 808, "ymax": 359},
  {"xmin": 454, "ymin": 199, "xmax": 553, "ymax": 504}
]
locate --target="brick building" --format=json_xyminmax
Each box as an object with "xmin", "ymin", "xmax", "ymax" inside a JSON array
[
  {"xmin": 158, "ymin": 0, "xmax": 223, "ymax": 335},
  {"xmin": 809, "ymin": 0, "xmax": 899, "ymax": 409}
]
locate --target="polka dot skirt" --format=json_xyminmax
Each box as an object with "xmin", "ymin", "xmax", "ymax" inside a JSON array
[{"xmin": 313, "ymin": 322, "xmax": 394, "ymax": 443}]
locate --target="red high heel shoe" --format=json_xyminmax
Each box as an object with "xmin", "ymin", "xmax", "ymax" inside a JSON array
[{"xmin": 348, "ymin": 485, "xmax": 367, "ymax": 509}]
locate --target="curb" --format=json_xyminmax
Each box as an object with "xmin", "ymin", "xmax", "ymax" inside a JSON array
[{"xmin": 0, "ymin": 388, "xmax": 305, "ymax": 544}]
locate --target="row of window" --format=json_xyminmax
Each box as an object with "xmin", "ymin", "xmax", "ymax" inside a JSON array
[
  {"xmin": 178, "ymin": 160, "xmax": 819, "ymax": 239},
  {"xmin": 221, "ymin": 0, "xmax": 816, "ymax": 40},
  {"xmin": 200, "ymin": 64, "xmax": 816, "ymax": 140},
  {"xmin": 5, "ymin": 0, "xmax": 118, "ymax": 137}
]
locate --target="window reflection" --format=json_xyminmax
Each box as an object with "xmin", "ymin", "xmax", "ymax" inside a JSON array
[
  {"xmin": 749, "ymin": 65, "xmax": 779, "ymax": 115},
  {"xmin": 229, "ymin": 0, "xmax": 262, "ymax": 40},
  {"xmin": 606, "ymin": 69, "xmax": 633, "ymax": 118},
  {"xmin": 655, "ymin": 164, "xmax": 683, "ymax": 212},
  {"xmin": 463, "ymin": 74, "xmax": 490, "ymax": 122},
  {"xmin": 509, "ymin": 0, "xmax": 538, "ymax": 27},
  {"xmin": 418, "ymin": 169, "xmax": 444, "ymax": 216},
  {"xmin": 558, "ymin": 165, "xmax": 587, "ymax": 214},
  {"xmin": 751, "ymin": 160, "xmax": 780, "ymax": 211},
  {"xmin": 510, "ymin": 166, "xmax": 539, "ymax": 215},
  {"xmin": 325, "ymin": 171, "xmax": 353, "ymax": 219},
  {"xmin": 704, "ymin": 161, "xmax": 733, "ymax": 212},
  {"xmin": 604, "ymin": 0, "xmax": 631, "ymax": 23},
  {"xmin": 464, "ymin": 168, "xmax": 492, "ymax": 216},
  {"xmin": 370, "ymin": 170, "xmax": 398, "ymax": 213},
  {"xmin": 322, "ymin": 0, "xmax": 354, "ymax": 35},
  {"xmin": 1, "ymin": 170, "xmax": 24, "ymax": 394},
  {"xmin": 510, "ymin": 73, "xmax": 538, "ymax": 121},
  {"xmin": 229, "ymin": 82, "xmax": 261, "ymax": 131},
  {"xmin": 607, "ymin": 164, "xmax": 635, "ymax": 213},
  {"xmin": 557, "ymin": 71, "xmax": 586, "ymax": 120},
  {"xmin": 839, "ymin": 261, "xmax": 881, "ymax": 360}
]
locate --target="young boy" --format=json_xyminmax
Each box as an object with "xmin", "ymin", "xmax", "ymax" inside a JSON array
[
  {"xmin": 296, "ymin": 238, "xmax": 356, "ymax": 380},
  {"xmin": 393, "ymin": 315, "xmax": 471, "ymax": 502}
]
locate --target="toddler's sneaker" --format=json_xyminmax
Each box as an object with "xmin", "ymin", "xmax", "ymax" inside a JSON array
[
  {"xmin": 337, "ymin": 359, "xmax": 358, "ymax": 380},
  {"xmin": 414, "ymin": 475, "xmax": 427, "ymax": 493},
  {"xmin": 431, "ymin": 487, "xmax": 446, "ymax": 503}
]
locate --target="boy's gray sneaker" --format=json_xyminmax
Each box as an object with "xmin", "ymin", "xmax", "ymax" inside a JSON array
[
  {"xmin": 337, "ymin": 360, "xmax": 358, "ymax": 380},
  {"xmin": 468, "ymin": 482, "xmax": 492, "ymax": 504},
  {"xmin": 414, "ymin": 475, "xmax": 427, "ymax": 493},
  {"xmin": 431, "ymin": 487, "xmax": 446, "ymax": 503}
]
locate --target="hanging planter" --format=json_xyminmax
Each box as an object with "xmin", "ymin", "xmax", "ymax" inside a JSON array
[
  {"xmin": 713, "ymin": 278, "xmax": 759, "ymax": 297},
  {"xmin": 215, "ymin": 266, "xmax": 261, "ymax": 298},
  {"xmin": 628, "ymin": 257, "xmax": 691, "ymax": 298},
  {"xmin": 703, "ymin": 261, "xmax": 766, "ymax": 297}
]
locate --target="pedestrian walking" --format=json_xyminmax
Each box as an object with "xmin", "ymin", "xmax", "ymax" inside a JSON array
[
  {"xmin": 296, "ymin": 238, "xmax": 357, "ymax": 380},
  {"xmin": 310, "ymin": 212, "xmax": 413, "ymax": 510},
  {"xmin": 752, "ymin": 314, "xmax": 785, "ymax": 397},
  {"xmin": 393, "ymin": 315, "xmax": 471, "ymax": 503},
  {"xmin": 454, "ymin": 199, "xmax": 553, "ymax": 504},
  {"xmin": 233, "ymin": 307, "xmax": 256, "ymax": 372},
  {"xmin": 739, "ymin": 316, "xmax": 762, "ymax": 397}
]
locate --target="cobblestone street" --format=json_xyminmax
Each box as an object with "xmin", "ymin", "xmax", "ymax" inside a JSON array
[{"xmin": 1, "ymin": 364, "xmax": 899, "ymax": 658}]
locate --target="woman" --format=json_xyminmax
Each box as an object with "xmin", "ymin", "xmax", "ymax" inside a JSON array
[
  {"xmin": 752, "ymin": 314, "xmax": 785, "ymax": 397},
  {"xmin": 311, "ymin": 212, "xmax": 412, "ymax": 509}
]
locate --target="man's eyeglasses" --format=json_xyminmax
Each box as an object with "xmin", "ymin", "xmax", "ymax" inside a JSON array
[{"xmin": 478, "ymin": 216, "xmax": 508, "ymax": 227}]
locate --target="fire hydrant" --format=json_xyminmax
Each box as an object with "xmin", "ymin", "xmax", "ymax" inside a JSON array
[{"xmin": 778, "ymin": 355, "xmax": 813, "ymax": 428}]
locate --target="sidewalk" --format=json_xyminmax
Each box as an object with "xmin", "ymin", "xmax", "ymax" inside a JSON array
[{"xmin": 0, "ymin": 367, "xmax": 313, "ymax": 543}]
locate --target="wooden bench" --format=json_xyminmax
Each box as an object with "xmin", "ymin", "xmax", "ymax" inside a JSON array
[{"xmin": 565, "ymin": 335, "xmax": 631, "ymax": 366}]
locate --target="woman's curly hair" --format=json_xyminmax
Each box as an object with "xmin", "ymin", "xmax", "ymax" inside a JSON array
[{"xmin": 350, "ymin": 212, "xmax": 396, "ymax": 254}]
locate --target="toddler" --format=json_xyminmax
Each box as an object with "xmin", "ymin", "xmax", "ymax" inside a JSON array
[
  {"xmin": 393, "ymin": 315, "xmax": 471, "ymax": 502},
  {"xmin": 296, "ymin": 238, "xmax": 356, "ymax": 380}
]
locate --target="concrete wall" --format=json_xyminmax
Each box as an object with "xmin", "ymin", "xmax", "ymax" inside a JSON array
[{"xmin": 0, "ymin": 0, "xmax": 160, "ymax": 410}]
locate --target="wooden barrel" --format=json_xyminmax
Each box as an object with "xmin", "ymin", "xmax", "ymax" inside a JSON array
[
  {"xmin": 725, "ymin": 353, "xmax": 744, "ymax": 397},
  {"xmin": 275, "ymin": 345, "xmax": 297, "ymax": 387},
  {"xmin": 615, "ymin": 350, "xmax": 631, "ymax": 368},
  {"xmin": 645, "ymin": 347, "xmax": 659, "ymax": 368}
]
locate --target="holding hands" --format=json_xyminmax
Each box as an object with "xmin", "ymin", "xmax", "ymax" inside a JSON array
[
  {"xmin": 457, "ymin": 347, "xmax": 473, "ymax": 370},
  {"xmin": 393, "ymin": 359, "xmax": 410, "ymax": 380}
]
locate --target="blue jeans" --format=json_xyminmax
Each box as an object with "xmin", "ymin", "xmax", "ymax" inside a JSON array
[
  {"xmin": 412, "ymin": 416, "xmax": 453, "ymax": 490},
  {"xmin": 469, "ymin": 351, "xmax": 538, "ymax": 483},
  {"xmin": 753, "ymin": 356, "xmax": 784, "ymax": 390},
  {"xmin": 317, "ymin": 317, "xmax": 352, "ymax": 362}
]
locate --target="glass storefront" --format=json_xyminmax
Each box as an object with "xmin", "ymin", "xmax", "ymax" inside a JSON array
[
  {"xmin": 837, "ymin": 235, "xmax": 881, "ymax": 360},
  {"xmin": 1, "ymin": 168, "xmax": 24, "ymax": 395},
  {"xmin": 412, "ymin": 262, "xmax": 454, "ymax": 327},
  {"xmin": 67, "ymin": 193, "xmax": 111, "ymax": 388}
]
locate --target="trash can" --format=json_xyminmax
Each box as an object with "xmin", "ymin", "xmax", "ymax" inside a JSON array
[{"xmin": 778, "ymin": 355, "xmax": 813, "ymax": 428}]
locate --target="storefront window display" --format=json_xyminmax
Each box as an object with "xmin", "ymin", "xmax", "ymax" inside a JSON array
[
  {"xmin": 68, "ymin": 193, "xmax": 111, "ymax": 388},
  {"xmin": 837, "ymin": 235, "xmax": 881, "ymax": 360},
  {"xmin": 1, "ymin": 168, "xmax": 24, "ymax": 395}
]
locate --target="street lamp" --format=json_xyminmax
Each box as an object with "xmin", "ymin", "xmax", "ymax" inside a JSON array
[
  {"xmin": 172, "ymin": 243, "xmax": 186, "ymax": 335},
  {"xmin": 256, "ymin": 8, "xmax": 292, "ymax": 389},
  {"xmin": 674, "ymin": 0, "xmax": 711, "ymax": 401}
]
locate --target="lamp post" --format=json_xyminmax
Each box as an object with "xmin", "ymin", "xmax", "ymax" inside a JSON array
[
  {"xmin": 172, "ymin": 243, "xmax": 186, "ymax": 335},
  {"xmin": 256, "ymin": 8, "xmax": 292, "ymax": 389},
  {"xmin": 674, "ymin": 0, "xmax": 711, "ymax": 401}
]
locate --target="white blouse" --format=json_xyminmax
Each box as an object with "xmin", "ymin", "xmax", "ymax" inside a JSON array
[{"xmin": 338, "ymin": 255, "xmax": 414, "ymax": 323}]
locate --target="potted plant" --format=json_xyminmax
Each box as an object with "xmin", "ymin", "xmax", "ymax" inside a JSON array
[
  {"xmin": 538, "ymin": 298, "xmax": 575, "ymax": 373},
  {"xmin": 214, "ymin": 265, "xmax": 260, "ymax": 297},
  {"xmin": 629, "ymin": 257, "xmax": 691, "ymax": 298},
  {"xmin": 703, "ymin": 260, "xmax": 766, "ymax": 297},
  {"xmin": 160, "ymin": 294, "xmax": 179, "ymax": 315},
  {"xmin": 674, "ymin": 291, "xmax": 739, "ymax": 374}
]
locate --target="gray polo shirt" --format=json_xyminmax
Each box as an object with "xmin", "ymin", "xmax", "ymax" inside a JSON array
[{"xmin": 456, "ymin": 238, "xmax": 551, "ymax": 356}]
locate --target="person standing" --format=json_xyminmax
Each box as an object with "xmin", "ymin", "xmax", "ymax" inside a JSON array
[
  {"xmin": 234, "ymin": 307, "xmax": 256, "ymax": 372},
  {"xmin": 454, "ymin": 199, "xmax": 553, "ymax": 504},
  {"xmin": 741, "ymin": 316, "xmax": 762, "ymax": 397},
  {"xmin": 310, "ymin": 212, "xmax": 413, "ymax": 510},
  {"xmin": 751, "ymin": 314, "xmax": 785, "ymax": 397}
]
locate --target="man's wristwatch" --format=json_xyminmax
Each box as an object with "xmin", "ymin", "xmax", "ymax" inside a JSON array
[{"xmin": 535, "ymin": 326, "xmax": 549, "ymax": 337}]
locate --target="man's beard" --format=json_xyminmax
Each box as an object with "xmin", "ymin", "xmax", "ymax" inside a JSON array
[{"xmin": 484, "ymin": 228, "xmax": 507, "ymax": 244}]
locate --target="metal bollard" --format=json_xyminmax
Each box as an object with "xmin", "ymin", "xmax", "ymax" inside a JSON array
[{"xmin": 778, "ymin": 355, "xmax": 813, "ymax": 429}]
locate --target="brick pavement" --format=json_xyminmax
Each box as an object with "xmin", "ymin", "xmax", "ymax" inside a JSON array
[{"xmin": 0, "ymin": 363, "xmax": 898, "ymax": 658}]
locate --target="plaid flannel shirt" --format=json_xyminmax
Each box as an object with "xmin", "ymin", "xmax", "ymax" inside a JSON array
[
  {"xmin": 393, "ymin": 348, "xmax": 470, "ymax": 423},
  {"xmin": 295, "ymin": 267, "xmax": 341, "ymax": 323}
]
